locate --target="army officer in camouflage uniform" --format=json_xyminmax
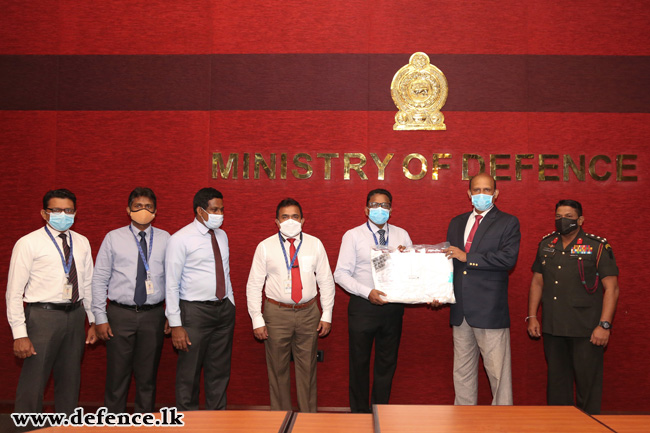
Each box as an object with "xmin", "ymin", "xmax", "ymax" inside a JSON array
[{"xmin": 526, "ymin": 199, "xmax": 619, "ymax": 415}]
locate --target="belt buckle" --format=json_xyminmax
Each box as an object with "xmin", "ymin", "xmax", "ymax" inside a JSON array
[{"xmin": 134, "ymin": 304, "xmax": 140, "ymax": 312}]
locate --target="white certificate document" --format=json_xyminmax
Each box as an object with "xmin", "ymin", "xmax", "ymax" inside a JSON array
[{"xmin": 371, "ymin": 243, "xmax": 455, "ymax": 304}]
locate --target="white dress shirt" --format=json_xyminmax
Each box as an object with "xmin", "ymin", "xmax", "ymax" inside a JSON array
[
  {"xmin": 334, "ymin": 220, "xmax": 412, "ymax": 299},
  {"xmin": 246, "ymin": 231, "xmax": 335, "ymax": 330},
  {"xmin": 463, "ymin": 206, "xmax": 494, "ymax": 246},
  {"xmin": 165, "ymin": 219, "xmax": 234, "ymax": 327},
  {"xmin": 91, "ymin": 223, "xmax": 170, "ymax": 325},
  {"xmin": 6, "ymin": 226, "xmax": 95, "ymax": 339}
]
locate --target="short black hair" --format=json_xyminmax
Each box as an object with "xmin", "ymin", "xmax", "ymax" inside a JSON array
[
  {"xmin": 469, "ymin": 173, "xmax": 497, "ymax": 190},
  {"xmin": 193, "ymin": 187, "xmax": 223, "ymax": 215},
  {"xmin": 366, "ymin": 188, "xmax": 392, "ymax": 205},
  {"xmin": 555, "ymin": 199, "xmax": 583, "ymax": 217},
  {"xmin": 276, "ymin": 198, "xmax": 303, "ymax": 219},
  {"xmin": 43, "ymin": 189, "xmax": 76, "ymax": 210},
  {"xmin": 128, "ymin": 187, "xmax": 157, "ymax": 209}
]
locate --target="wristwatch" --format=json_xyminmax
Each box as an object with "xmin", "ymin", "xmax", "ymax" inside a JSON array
[{"xmin": 598, "ymin": 321, "xmax": 612, "ymax": 330}]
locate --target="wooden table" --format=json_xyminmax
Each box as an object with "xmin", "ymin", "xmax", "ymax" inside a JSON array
[
  {"xmin": 373, "ymin": 405, "xmax": 614, "ymax": 432},
  {"xmin": 595, "ymin": 415, "xmax": 650, "ymax": 433},
  {"xmin": 290, "ymin": 413, "xmax": 373, "ymax": 433},
  {"xmin": 37, "ymin": 410, "xmax": 291, "ymax": 432}
]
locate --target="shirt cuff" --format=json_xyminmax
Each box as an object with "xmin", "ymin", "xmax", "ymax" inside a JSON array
[
  {"xmin": 320, "ymin": 309, "xmax": 333, "ymax": 323},
  {"xmin": 94, "ymin": 312, "xmax": 108, "ymax": 325},
  {"xmin": 252, "ymin": 316, "xmax": 266, "ymax": 329},
  {"xmin": 167, "ymin": 314, "xmax": 182, "ymax": 327},
  {"xmin": 12, "ymin": 324, "xmax": 28, "ymax": 340}
]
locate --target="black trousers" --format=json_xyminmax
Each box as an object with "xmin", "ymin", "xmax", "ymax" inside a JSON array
[
  {"xmin": 15, "ymin": 304, "xmax": 85, "ymax": 415},
  {"xmin": 543, "ymin": 333, "xmax": 604, "ymax": 415},
  {"xmin": 175, "ymin": 300, "xmax": 235, "ymax": 411},
  {"xmin": 104, "ymin": 302, "xmax": 165, "ymax": 413},
  {"xmin": 348, "ymin": 295, "xmax": 404, "ymax": 413}
]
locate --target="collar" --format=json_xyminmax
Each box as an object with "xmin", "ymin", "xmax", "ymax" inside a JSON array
[
  {"xmin": 367, "ymin": 219, "xmax": 388, "ymax": 233},
  {"xmin": 471, "ymin": 205, "xmax": 495, "ymax": 219},
  {"xmin": 44, "ymin": 224, "xmax": 70, "ymax": 237},
  {"xmin": 130, "ymin": 222, "xmax": 152, "ymax": 235},
  {"xmin": 193, "ymin": 218, "xmax": 210, "ymax": 235}
]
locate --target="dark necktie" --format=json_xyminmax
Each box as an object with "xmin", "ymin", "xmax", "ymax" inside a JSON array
[
  {"xmin": 134, "ymin": 231, "xmax": 147, "ymax": 306},
  {"xmin": 288, "ymin": 238, "xmax": 303, "ymax": 304},
  {"xmin": 210, "ymin": 229, "xmax": 227, "ymax": 300},
  {"xmin": 465, "ymin": 215, "xmax": 483, "ymax": 252},
  {"xmin": 378, "ymin": 229, "xmax": 387, "ymax": 246},
  {"xmin": 59, "ymin": 233, "xmax": 79, "ymax": 303}
]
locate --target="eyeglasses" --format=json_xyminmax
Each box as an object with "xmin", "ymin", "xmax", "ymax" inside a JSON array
[
  {"xmin": 46, "ymin": 208, "xmax": 76, "ymax": 215},
  {"xmin": 367, "ymin": 202, "xmax": 391, "ymax": 210},
  {"xmin": 131, "ymin": 203, "xmax": 155, "ymax": 211}
]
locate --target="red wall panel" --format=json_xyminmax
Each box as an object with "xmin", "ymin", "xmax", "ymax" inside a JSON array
[{"xmin": 1, "ymin": 1, "xmax": 648, "ymax": 55}]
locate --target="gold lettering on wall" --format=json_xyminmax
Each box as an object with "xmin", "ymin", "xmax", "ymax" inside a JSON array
[
  {"xmin": 254, "ymin": 153, "xmax": 276, "ymax": 179},
  {"xmin": 538, "ymin": 154, "xmax": 560, "ymax": 181},
  {"xmin": 490, "ymin": 154, "xmax": 511, "ymax": 181},
  {"xmin": 209, "ymin": 152, "xmax": 638, "ymax": 182},
  {"xmin": 515, "ymin": 154, "xmax": 534, "ymax": 181},
  {"xmin": 371, "ymin": 153, "xmax": 394, "ymax": 180},
  {"xmin": 616, "ymin": 154, "xmax": 637, "ymax": 181},
  {"xmin": 432, "ymin": 154, "xmax": 451, "ymax": 180},
  {"xmin": 317, "ymin": 153, "xmax": 339, "ymax": 180},
  {"xmin": 403, "ymin": 153, "xmax": 427, "ymax": 180},
  {"xmin": 212, "ymin": 153, "xmax": 238, "ymax": 179},
  {"xmin": 343, "ymin": 153, "xmax": 368, "ymax": 180},
  {"xmin": 292, "ymin": 153, "xmax": 313, "ymax": 179},
  {"xmin": 462, "ymin": 154, "xmax": 485, "ymax": 180},
  {"xmin": 589, "ymin": 155, "xmax": 611, "ymax": 181},
  {"xmin": 563, "ymin": 155, "xmax": 586, "ymax": 181}
]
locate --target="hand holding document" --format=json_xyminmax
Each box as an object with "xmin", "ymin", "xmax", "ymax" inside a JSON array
[{"xmin": 370, "ymin": 242, "xmax": 455, "ymax": 304}]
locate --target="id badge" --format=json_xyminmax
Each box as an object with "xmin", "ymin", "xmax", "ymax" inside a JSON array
[
  {"xmin": 63, "ymin": 283, "xmax": 73, "ymax": 300},
  {"xmin": 145, "ymin": 279, "xmax": 154, "ymax": 295},
  {"xmin": 284, "ymin": 275, "xmax": 292, "ymax": 294},
  {"xmin": 145, "ymin": 272, "xmax": 154, "ymax": 295}
]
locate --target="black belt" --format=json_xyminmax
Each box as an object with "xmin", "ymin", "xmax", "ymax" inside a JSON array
[
  {"xmin": 183, "ymin": 299, "xmax": 228, "ymax": 306},
  {"xmin": 110, "ymin": 300, "xmax": 164, "ymax": 312},
  {"xmin": 29, "ymin": 301, "xmax": 83, "ymax": 312}
]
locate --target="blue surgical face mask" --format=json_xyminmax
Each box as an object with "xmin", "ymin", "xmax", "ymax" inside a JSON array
[
  {"xmin": 368, "ymin": 208, "xmax": 390, "ymax": 225},
  {"xmin": 471, "ymin": 194, "xmax": 494, "ymax": 212},
  {"xmin": 202, "ymin": 210, "xmax": 224, "ymax": 230},
  {"xmin": 48, "ymin": 212, "xmax": 75, "ymax": 231}
]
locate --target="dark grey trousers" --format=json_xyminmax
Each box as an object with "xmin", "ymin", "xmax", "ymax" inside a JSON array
[
  {"xmin": 175, "ymin": 300, "xmax": 235, "ymax": 411},
  {"xmin": 104, "ymin": 302, "xmax": 165, "ymax": 413},
  {"xmin": 15, "ymin": 304, "xmax": 85, "ymax": 415}
]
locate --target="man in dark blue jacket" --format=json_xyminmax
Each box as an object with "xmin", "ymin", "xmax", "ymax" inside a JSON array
[{"xmin": 444, "ymin": 173, "xmax": 520, "ymax": 405}]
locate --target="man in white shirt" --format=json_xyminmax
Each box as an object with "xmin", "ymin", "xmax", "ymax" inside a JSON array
[
  {"xmin": 6, "ymin": 189, "xmax": 97, "ymax": 415},
  {"xmin": 334, "ymin": 189, "xmax": 412, "ymax": 413},
  {"xmin": 247, "ymin": 198, "xmax": 335, "ymax": 412},
  {"xmin": 165, "ymin": 187, "xmax": 235, "ymax": 410}
]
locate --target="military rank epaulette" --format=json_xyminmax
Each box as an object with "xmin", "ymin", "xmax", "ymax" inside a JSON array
[
  {"xmin": 541, "ymin": 231, "xmax": 558, "ymax": 240},
  {"xmin": 585, "ymin": 233, "xmax": 607, "ymax": 243}
]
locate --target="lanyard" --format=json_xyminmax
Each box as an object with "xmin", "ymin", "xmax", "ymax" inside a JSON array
[
  {"xmin": 44, "ymin": 226, "xmax": 73, "ymax": 276},
  {"xmin": 129, "ymin": 226, "xmax": 154, "ymax": 274},
  {"xmin": 278, "ymin": 232, "xmax": 303, "ymax": 275},
  {"xmin": 366, "ymin": 221, "xmax": 389, "ymax": 246}
]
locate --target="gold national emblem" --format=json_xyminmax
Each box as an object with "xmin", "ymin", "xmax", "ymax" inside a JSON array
[{"xmin": 391, "ymin": 52, "xmax": 448, "ymax": 131}]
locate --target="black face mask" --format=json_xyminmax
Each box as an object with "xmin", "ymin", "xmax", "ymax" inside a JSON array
[{"xmin": 555, "ymin": 217, "xmax": 579, "ymax": 235}]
